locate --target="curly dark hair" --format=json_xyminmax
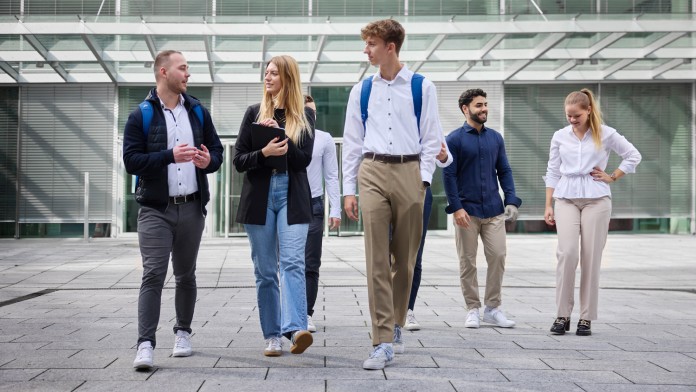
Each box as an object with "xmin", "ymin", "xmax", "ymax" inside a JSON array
[{"xmin": 458, "ymin": 89, "xmax": 487, "ymax": 113}]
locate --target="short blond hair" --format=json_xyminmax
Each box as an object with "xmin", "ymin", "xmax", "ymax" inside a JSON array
[{"xmin": 153, "ymin": 50, "xmax": 182, "ymax": 77}]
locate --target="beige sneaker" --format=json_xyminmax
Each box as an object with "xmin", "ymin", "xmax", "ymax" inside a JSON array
[{"xmin": 290, "ymin": 330, "xmax": 313, "ymax": 354}]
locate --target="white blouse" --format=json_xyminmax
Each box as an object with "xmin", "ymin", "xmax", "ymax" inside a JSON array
[{"xmin": 544, "ymin": 124, "xmax": 642, "ymax": 199}]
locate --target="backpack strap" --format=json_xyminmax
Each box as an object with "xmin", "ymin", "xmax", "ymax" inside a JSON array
[
  {"xmin": 193, "ymin": 104, "xmax": 204, "ymax": 128},
  {"xmin": 360, "ymin": 76, "xmax": 374, "ymax": 133},
  {"xmin": 139, "ymin": 101, "xmax": 154, "ymax": 138},
  {"xmin": 411, "ymin": 73, "xmax": 424, "ymax": 136},
  {"xmin": 140, "ymin": 100, "xmax": 205, "ymax": 136},
  {"xmin": 359, "ymin": 73, "xmax": 424, "ymax": 137}
]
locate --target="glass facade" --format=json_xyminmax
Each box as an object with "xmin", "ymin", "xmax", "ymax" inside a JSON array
[
  {"xmin": 504, "ymin": 83, "xmax": 693, "ymax": 234},
  {"xmin": 6, "ymin": 0, "xmax": 691, "ymax": 16},
  {"xmin": 0, "ymin": 1, "xmax": 694, "ymax": 237}
]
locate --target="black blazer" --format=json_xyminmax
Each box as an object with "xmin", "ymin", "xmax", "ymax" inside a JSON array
[{"xmin": 233, "ymin": 104, "xmax": 315, "ymax": 225}]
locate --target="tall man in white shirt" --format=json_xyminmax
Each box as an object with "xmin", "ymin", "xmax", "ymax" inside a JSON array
[
  {"xmin": 303, "ymin": 95, "xmax": 341, "ymax": 333},
  {"xmin": 342, "ymin": 19, "xmax": 442, "ymax": 370}
]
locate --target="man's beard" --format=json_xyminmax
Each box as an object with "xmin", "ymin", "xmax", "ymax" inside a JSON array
[{"xmin": 470, "ymin": 112, "xmax": 487, "ymax": 125}]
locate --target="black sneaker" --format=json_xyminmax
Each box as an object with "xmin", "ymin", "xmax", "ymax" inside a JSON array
[
  {"xmin": 550, "ymin": 317, "xmax": 570, "ymax": 335},
  {"xmin": 576, "ymin": 319, "xmax": 592, "ymax": 336}
]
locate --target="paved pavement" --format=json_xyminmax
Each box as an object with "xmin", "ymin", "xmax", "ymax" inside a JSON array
[{"xmin": 1, "ymin": 233, "xmax": 695, "ymax": 391}]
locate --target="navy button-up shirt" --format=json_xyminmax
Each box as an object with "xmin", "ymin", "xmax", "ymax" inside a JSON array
[{"xmin": 443, "ymin": 123, "xmax": 522, "ymax": 219}]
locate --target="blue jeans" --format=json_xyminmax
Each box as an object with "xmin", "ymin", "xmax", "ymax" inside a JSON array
[
  {"xmin": 408, "ymin": 186, "xmax": 432, "ymax": 311},
  {"xmin": 245, "ymin": 173, "xmax": 309, "ymax": 339}
]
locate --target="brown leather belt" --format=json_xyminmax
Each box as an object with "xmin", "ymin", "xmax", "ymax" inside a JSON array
[
  {"xmin": 169, "ymin": 192, "xmax": 200, "ymax": 205},
  {"xmin": 363, "ymin": 152, "xmax": 419, "ymax": 164}
]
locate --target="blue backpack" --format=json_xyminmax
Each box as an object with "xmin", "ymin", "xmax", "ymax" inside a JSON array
[
  {"xmin": 139, "ymin": 100, "xmax": 204, "ymax": 138},
  {"xmin": 360, "ymin": 73, "xmax": 425, "ymax": 136}
]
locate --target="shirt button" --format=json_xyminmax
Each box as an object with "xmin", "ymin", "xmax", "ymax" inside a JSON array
[
  {"xmin": 179, "ymin": 183, "xmax": 181, "ymax": 185},
  {"xmin": 389, "ymin": 127, "xmax": 392, "ymax": 130},
  {"xmin": 388, "ymin": 113, "xmax": 391, "ymax": 116}
]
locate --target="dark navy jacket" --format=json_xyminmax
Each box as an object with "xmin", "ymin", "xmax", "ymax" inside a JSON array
[
  {"xmin": 443, "ymin": 123, "xmax": 521, "ymax": 219},
  {"xmin": 122, "ymin": 88, "xmax": 223, "ymax": 214}
]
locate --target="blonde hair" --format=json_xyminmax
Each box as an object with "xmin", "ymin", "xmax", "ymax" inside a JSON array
[
  {"xmin": 565, "ymin": 88, "xmax": 603, "ymax": 149},
  {"xmin": 258, "ymin": 55, "xmax": 311, "ymax": 145}
]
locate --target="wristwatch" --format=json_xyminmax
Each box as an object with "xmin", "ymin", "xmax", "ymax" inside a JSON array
[{"xmin": 610, "ymin": 172, "xmax": 617, "ymax": 181}]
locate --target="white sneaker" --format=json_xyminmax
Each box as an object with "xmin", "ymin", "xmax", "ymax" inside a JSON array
[
  {"xmin": 404, "ymin": 310, "xmax": 421, "ymax": 331},
  {"xmin": 362, "ymin": 343, "xmax": 394, "ymax": 370},
  {"xmin": 483, "ymin": 307, "xmax": 516, "ymax": 328},
  {"xmin": 465, "ymin": 308, "xmax": 480, "ymax": 329},
  {"xmin": 392, "ymin": 324, "xmax": 404, "ymax": 354},
  {"xmin": 307, "ymin": 315, "xmax": 317, "ymax": 332},
  {"xmin": 133, "ymin": 341, "xmax": 154, "ymax": 369},
  {"xmin": 264, "ymin": 336, "xmax": 283, "ymax": 357},
  {"xmin": 172, "ymin": 330, "xmax": 192, "ymax": 357}
]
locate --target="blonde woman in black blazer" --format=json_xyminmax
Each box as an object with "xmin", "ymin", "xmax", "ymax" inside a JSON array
[{"xmin": 233, "ymin": 55, "xmax": 315, "ymax": 357}]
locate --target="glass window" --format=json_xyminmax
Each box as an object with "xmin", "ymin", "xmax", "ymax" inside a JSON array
[
  {"xmin": 217, "ymin": 0, "xmax": 305, "ymax": 16},
  {"xmin": 0, "ymin": 87, "xmax": 18, "ymax": 227},
  {"xmin": 24, "ymin": 0, "xmax": 115, "ymax": 15},
  {"xmin": 506, "ymin": 0, "xmax": 595, "ymax": 14},
  {"xmin": 308, "ymin": 86, "xmax": 351, "ymax": 138}
]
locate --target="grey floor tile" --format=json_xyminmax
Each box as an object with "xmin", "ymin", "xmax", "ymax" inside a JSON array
[
  {"xmin": 0, "ymin": 381, "xmax": 83, "ymax": 392},
  {"xmin": 328, "ymin": 379, "xmax": 456, "ymax": 392},
  {"xmin": 616, "ymin": 370, "xmax": 696, "ymax": 385}
]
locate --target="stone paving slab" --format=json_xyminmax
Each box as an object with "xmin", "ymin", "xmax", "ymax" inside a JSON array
[
  {"xmin": 577, "ymin": 385, "xmax": 696, "ymax": 392},
  {"xmin": 0, "ymin": 381, "xmax": 85, "ymax": 392},
  {"xmin": 0, "ymin": 234, "xmax": 695, "ymax": 391}
]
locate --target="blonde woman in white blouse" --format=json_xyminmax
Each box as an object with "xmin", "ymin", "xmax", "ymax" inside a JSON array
[{"xmin": 543, "ymin": 89, "xmax": 641, "ymax": 336}]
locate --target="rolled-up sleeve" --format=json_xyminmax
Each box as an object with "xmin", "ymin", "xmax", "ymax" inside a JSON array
[
  {"xmin": 342, "ymin": 84, "xmax": 364, "ymax": 196},
  {"xmin": 418, "ymin": 81, "xmax": 444, "ymax": 183},
  {"xmin": 609, "ymin": 132, "xmax": 641, "ymax": 174},
  {"xmin": 543, "ymin": 134, "xmax": 562, "ymax": 188}
]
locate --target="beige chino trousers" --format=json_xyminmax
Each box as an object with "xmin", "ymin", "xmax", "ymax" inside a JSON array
[
  {"xmin": 454, "ymin": 214, "xmax": 507, "ymax": 310},
  {"xmin": 358, "ymin": 159, "xmax": 425, "ymax": 345},
  {"xmin": 554, "ymin": 197, "xmax": 612, "ymax": 321}
]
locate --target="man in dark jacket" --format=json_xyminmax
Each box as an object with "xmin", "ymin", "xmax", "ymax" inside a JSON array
[{"xmin": 123, "ymin": 50, "xmax": 223, "ymax": 370}]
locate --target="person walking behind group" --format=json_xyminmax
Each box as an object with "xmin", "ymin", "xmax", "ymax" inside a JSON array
[
  {"xmin": 404, "ymin": 141, "xmax": 451, "ymax": 331},
  {"xmin": 233, "ymin": 55, "xmax": 315, "ymax": 357},
  {"xmin": 123, "ymin": 50, "xmax": 224, "ymax": 370},
  {"xmin": 303, "ymin": 94, "xmax": 341, "ymax": 333},
  {"xmin": 342, "ymin": 19, "xmax": 443, "ymax": 370},
  {"xmin": 544, "ymin": 89, "xmax": 641, "ymax": 336},
  {"xmin": 443, "ymin": 88, "xmax": 521, "ymax": 330}
]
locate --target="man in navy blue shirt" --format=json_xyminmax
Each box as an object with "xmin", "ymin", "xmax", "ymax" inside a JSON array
[{"xmin": 443, "ymin": 88, "xmax": 521, "ymax": 329}]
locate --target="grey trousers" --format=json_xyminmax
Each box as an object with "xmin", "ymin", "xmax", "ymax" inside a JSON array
[{"xmin": 136, "ymin": 200, "xmax": 205, "ymax": 347}]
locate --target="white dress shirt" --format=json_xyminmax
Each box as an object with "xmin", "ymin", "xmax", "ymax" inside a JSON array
[
  {"xmin": 162, "ymin": 95, "xmax": 198, "ymax": 197},
  {"xmin": 307, "ymin": 129, "xmax": 341, "ymax": 219},
  {"xmin": 544, "ymin": 124, "xmax": 641, "ymax": 199},
  {"xmin": 342, "ymin": 65, "xmax": 443, "ymax": 195}
]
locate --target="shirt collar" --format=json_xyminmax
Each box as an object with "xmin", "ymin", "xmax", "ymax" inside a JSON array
[
  {"xmin": 158, "ymin": 94, "xmax": 185, "ymax": 110},
  {"xmin": 463, "ymin": 122, "xmax": 487, "ymax": 134},
  {"xmin": 373, "ymin": 63, "xmax": 412, "ymax": 83}
]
